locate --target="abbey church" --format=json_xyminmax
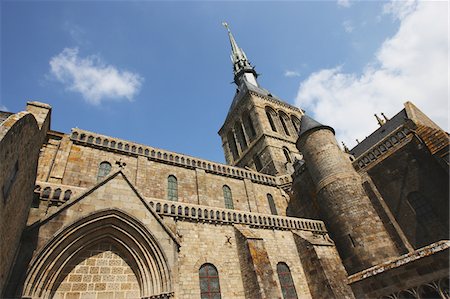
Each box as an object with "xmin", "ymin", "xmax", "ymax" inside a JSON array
[{"xmin": 0, "ymin": 24, "xmax": 449, "ymax": 299}]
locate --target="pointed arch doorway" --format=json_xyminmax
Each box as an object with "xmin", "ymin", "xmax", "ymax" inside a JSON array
[{"xmin": 23, "ymin": 209, "xmax": 174, "ymax": 299}]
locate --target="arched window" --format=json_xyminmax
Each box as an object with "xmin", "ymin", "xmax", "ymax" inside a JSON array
[
  {"xmin": 254, "ymin": 154, "xmax": 263, "ymax": 172},
  {"xmin": 265, "ymin": 107, "xmax": 278, "ymax": 132},
  {"xmin": 234, "ymin": 122, "xmax": 248, "ymax": 152},
  {"xmin": 242, "ymin": 111, "xmax": 256, "ymax": 140},
  {"xmin": 291, "ymin": 115, "xmax": 301, "ymax": 133},
  {"xmin": 227, "ymin": 131, "xmax": 239, "ymax": 161},
  {"xmin": 277, "ymin": 262, "xmax": 298, "ymax": 299},
  {"xmin": 223, "ymin": 185, "xmax": 234, "ymax": 209},
  {"xmin": 267, "ymin": 194, "xmax": 277, "ymax": 215},
  {"xmin": 97, "ymin": 161, "xmax": 112, "ymax": 182},
  {"xmin": 167, "ymin": 175, "xmax": 178, "ymax": 201},
  {"xmin": 279, "ymin": 112, "xmax": 291, "ymax": 136},
  {"xmin": 199, "ymin": 263, "xmax": 221, "ymax": 299},
  {"xmin": 283, "ymin": 147, "xmax": 292, "ymax": 163}
]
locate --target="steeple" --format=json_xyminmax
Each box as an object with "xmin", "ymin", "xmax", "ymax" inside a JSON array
[{"xmin": 222, "ymin": 22, "xmax": 258, "ymax": 86}]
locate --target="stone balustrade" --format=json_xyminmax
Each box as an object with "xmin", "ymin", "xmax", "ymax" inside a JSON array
[
  {"xmin": 354, "ymin": 126, "xmax": 411, "ymax": 170},
  {"xmin": 34, "ymin": 181, "xmax": 84, "ymax": 206},
  {"xmin": 70, "ymin": 129, "xmax": 279, "ymax": 186},
  {"xmin": 148, "ymin": 198, "xmax": 327, "ymax": 233}
]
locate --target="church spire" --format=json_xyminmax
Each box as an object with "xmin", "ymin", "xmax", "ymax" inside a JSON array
[{"xmin": 222, "ymin": 22, "xmax": 258, "ymax": 86}]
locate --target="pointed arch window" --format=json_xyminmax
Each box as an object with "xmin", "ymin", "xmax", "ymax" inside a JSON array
[
  {"xmin": 227, "ymin": 131, "xmax": 239, "ymax": 161},
  {"xmin": 265, "ymin": 107, "xmax": 278, "ymax": 132},
  {"xmin": 277, "ymin": 262, "xmax": 298, "ymax": 299},
  {"xmin": 291, "ymin": 115, "xmax": 301, "ymax": 133},
  {"xmin": 267, "ymin": 193, "xmax": 277, "ymax": 215},
  {"xmin": 167, "ymin": 175, "xmax": 178, "ymax": 201},
  {"xmin": 199, "ymin": 263, "xmax": 221, "ymax": 299},
  {"xmin": 223, "ymin": 185, "xmax": 234, "ymax": 209},
  {"xmin": 279, "ymin": 112, "xmax": 291, "ymax": 136},
  {"xmin": 242, "ymin": 111, "xmax": 256, "ymax": 140},
  {"xmin": 283, "ymin": 147, "xmax": 292, "ymax": 163},
  {"xmin": 235, "ymin": 121, "xmax": 248, "ymax": 152},
  {"xmin": 97, "ymin": 161, "xmax": 112, "ymax": 182}
]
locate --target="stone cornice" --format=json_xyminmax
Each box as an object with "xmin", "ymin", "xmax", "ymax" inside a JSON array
[{"xmin": 69, "ymin": 128, "xmax": 279, "ymax": 186}]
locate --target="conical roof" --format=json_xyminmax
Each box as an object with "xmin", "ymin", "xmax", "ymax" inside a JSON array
[{"xmin": 297, "ymin": 115, "xmax": 335, "ymax": 139}]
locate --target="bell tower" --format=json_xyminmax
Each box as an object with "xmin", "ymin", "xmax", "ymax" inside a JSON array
[{"xmin": 218, "ymin": 22, "xmax": 303, "ymax": 176}]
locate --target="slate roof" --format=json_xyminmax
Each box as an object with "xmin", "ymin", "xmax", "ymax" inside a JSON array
[
  {"xmin": 350, "ymin": 109, "xmax": 407, "ymax": 158},
  {"xmin": 297, "ymin": 115, "xmax": 335, "ymax": 139}
]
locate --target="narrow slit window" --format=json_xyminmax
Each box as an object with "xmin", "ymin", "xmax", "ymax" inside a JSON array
[{"xmin": 277, "ymin": 263, "xmax": 298, "ymax": 299}]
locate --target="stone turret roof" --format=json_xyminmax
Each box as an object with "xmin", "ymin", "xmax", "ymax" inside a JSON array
[{"xmin": 297, "ymin": 115, "xmax": 335, "ymax": 139}]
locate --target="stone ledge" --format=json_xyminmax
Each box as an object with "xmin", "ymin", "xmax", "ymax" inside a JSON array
[{"xmin": 348, "ymin": 240, "xmax": 450, "ymax": 283}]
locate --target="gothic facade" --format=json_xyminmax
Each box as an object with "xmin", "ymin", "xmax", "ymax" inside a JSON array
[{"xmin": 0, "ymin": 25, "xmax": 448, "ymax": 299}]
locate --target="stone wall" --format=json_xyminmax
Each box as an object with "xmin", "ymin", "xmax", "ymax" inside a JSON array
[
  {"xmin": 0, "ymin": 102, "xmax": 50, "ymax": 296},
  {"xmin": 36, "ymin": 132, "xmax": 290, "ymax": 216},
  {"xmin": 53, "ymin": 243, "xmax": 140, "ymax": 299}
]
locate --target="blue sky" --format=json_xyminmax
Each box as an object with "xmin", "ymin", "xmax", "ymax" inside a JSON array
[{"xmin": 1, "ymin": 1, "xmax": 447, "ymax": 163}]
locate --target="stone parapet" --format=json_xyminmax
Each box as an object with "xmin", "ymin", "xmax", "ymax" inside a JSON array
[
  {"xmin": 353, "ymin": 126, "xmax": 412, "ymax": 170},
  {"xmin": 70, "ymin": 129, "xmax": 280, "ymax": 186},
  {"xmin": 148, "ymin": 198, "xmax": 327, "ymax": 233}
]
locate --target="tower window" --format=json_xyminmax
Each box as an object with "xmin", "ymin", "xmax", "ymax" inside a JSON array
[
  {"xmin": 235, "ymin": 122, "xmax": 248, "ymax": 152},
  {"xmin": 199, "ymin": 263, "xmax": 221, "ymax": 299},
  {"xmin": 97, "ymin": 161, "xmax": 112, "ymax": 182},
  {"xmin": 265, "ymin": 107, "xmax": 278, "ymax": 132},
  {"xmin": 291, "ymin": 115, "xmax": 301, "ymax": 133},
  {"xmin": 243, "ymin": 111, "xmax": 256, "ymax": 140},
  {"xmin": 223, "ymin": 185, "xmax": 234, "ymax": 209},
  {"xmin": 227, "ymin": 131, "xmax": 239, "ymax": 161},
  {"xmin": 277, "ymin": 262, "xmax": 298, "ymax": 299},
  {"xmin": 167, "ymin": 175, "xmax": 178, "ymax": 201},
  {"xmin": 279, "ymin": 112, "xmax": 291, "ymax": 136},
  {"xmin": 267, "ymin": 194, "xmax": 277, "ymax": 215},
  {"xmin": 283, "ymin": 147, "xmax": 292, "ymax": 163}
]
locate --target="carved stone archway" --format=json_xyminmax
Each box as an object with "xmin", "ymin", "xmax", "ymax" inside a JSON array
[{"xmin": 23, "ymin": 209, "xmax": 173, "ymax": 298}]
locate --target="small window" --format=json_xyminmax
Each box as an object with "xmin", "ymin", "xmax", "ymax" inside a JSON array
[
  {"xmin": 254, "ymin": 154, "xmax": 263, "ymax": 172},
  {"xmin": 227, "ymin": 131, "xmax": 239, "ymax": 161},
  {"xmin": 266, "ymin": 107, "xmax": 278, "ymax": 132},
  {"xmin": 291, "ymin": 115, "xmax": 301, "ymax": 133},
  {"xmin": 283, "ymin": 147, "xmax": 292, "ymax": 163},
  {"xmin": 267, "ymin": 194, "xmax": 277, "ymax": 215},
  {"xmin": 279, "ymin": 112, "xmax": 291, "ymax": 136},
  {"xmin": 97, "ymin": 161, "xmax": 112, "ymax": 182},
  {"xmin": 243, "ymin": 111, "xmax": 256, "ymax": 139},
  {"xmin": 199, "ymin": 263, "xmax": 221, "ymax": 299},
  {"xmin": 223, "ymin": 185, "xmax": 234, "ymax": 209},
  {"xmin": 167, "ymin": 175, "xmax": 178, "ymax": 201},
  {"xmin": 277, "ymin": 263, "xmax": 298, "ymax": 299}
]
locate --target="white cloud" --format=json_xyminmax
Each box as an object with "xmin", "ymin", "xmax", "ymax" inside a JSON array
[
  {"xmin": 0, "ymin": 105, "xmax": 8, "ymax": 111},
  {"xmin": 295, "ymin": 1, "xmax": 448, "ymax": 148},
  {"xmin": 342, "ymin": 20, "xmax": 354, "ymax": 33},
  {"xmin": 337, "ymin": 0, "xmax": 351, "ymax": 8},
  {"xmin": 284, "ymin": 70, "xmax": 301, "ymax": 77},
  {"xmin": 49, "ymin": 48, "xmax": 143, "ymax": 105}
]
